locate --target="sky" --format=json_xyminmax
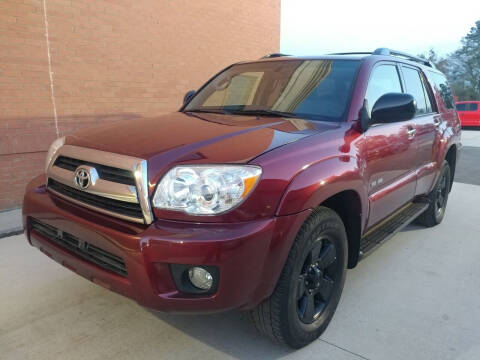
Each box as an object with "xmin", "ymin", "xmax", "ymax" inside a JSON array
[{"xmin": 281, "ymin": 0, "xmax": 480, "ymax": 57}]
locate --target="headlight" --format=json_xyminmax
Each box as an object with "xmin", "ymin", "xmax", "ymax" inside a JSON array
[
  {"xmin": 153, "ymin": 165, "xmax": 262, "ymax": 215},
  {"xmin": 45, "ymin": 136, "xmax": 65, "ymax": 173}
]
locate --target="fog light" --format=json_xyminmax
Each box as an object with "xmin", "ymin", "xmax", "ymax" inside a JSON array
[{"xmin": 188, "ymin": 267, "xmax": 213, "ymax": 290}]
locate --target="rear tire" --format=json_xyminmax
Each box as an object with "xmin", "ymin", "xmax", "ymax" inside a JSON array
[
  {"xmin": 250, "ymin": 207, "xmax": 347, "ymax": 348},
  {"xmin": 416, "ymin": 160, "xmax": 451, "ymax": 227}
]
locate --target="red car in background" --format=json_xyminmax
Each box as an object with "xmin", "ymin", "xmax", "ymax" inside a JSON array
[{"xmin": 456, "ymin": 101, "xmax": 480, "ymax": 127}]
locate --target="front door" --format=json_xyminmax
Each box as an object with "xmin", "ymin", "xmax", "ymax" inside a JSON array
[{"xmin": 364, "ymin": 63, "xmax": 417, "ymax": 228}]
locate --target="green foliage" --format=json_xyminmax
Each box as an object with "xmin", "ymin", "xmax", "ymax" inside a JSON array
[{"xmin": 419, "ymin": 20, "xmax": 480, "ymax": 101}]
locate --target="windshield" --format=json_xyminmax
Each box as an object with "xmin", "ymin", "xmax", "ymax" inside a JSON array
[{"xmin": 184, "ymin": 59, "xmax": 360, "ymax": 122}]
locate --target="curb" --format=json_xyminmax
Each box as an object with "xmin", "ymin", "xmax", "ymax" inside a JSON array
[
  {"xmin": 0, "ymin": 227, "xmax": 24, "ymax": 239},
  {"xmin": 0, "ymin": 207, "xmax": 23, "ymax": 239}
]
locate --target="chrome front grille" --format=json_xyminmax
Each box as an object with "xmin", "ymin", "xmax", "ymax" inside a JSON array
[
  {"xmin": 46, "ymin": 145, "xmax": 153, "ymax": 224},
  {"xmin": 54, "ymin": 156, "xmax": 136, "ymax": 186}
]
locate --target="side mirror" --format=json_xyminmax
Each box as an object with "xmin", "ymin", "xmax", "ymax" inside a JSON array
[
  {"xmin": 183, "ymin": 90, "xmax": 196, "ymax": 104},
  {"xmin": 371, "ymin": 93, "xmax": 416, "ymax": 125}
]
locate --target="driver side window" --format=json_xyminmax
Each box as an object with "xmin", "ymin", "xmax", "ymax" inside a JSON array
[{"xmin": 365, "ymin": 65, "xmax": 403, "ymax": 116}]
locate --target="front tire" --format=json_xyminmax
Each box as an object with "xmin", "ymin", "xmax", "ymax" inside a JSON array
[
  {"xmin": 250, "ymin": 207, "xmax": 347, "ymax": 348},
  {"xmin": 416, "ymin": 160, "xmax": 451, "ymax": 227}
]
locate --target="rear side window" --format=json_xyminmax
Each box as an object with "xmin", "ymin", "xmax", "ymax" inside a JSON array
[
  {"xmin": 402, "ymin": 67, "xmax": 429, "ymax": 115},
  {"xmin": 366, "ymin": 64, "xmax": 402, "ymax": 114},
  {"xmin": 420, "ymin": 73, "xmax": 434, "ymax": 113},
  {"xmin": 429, "ymin": 72, "xmax": 454, "ymax": 109},
  {"xmin": 456, "ymin": 103, "xmax": 478, "ymax": 111}
]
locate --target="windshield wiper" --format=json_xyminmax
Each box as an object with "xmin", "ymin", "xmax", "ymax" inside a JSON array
[
  {"xmin": 185, "ymin": 109, "xmax": 232, "ymax": 115},
  {"xmin": 185, "ymin": 108, "xmax": 298, "ymax": 118},
  {"xmin": 230, "ymin": 109, "xmax": 297, "ymax": 118}
]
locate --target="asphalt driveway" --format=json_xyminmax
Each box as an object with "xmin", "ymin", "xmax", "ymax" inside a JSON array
[{"xmin": 1, "ymin": 131, "xmax": 480, "ymax": 360}]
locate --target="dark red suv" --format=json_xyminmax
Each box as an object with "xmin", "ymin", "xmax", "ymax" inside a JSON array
[{"xmin": 23, "ymin": 48, "xmax": 461, "ymax": 348}]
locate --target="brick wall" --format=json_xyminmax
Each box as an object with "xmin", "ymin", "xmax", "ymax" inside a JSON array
[{"xmin": 0, "ymin": 0, "xmax": 280, "ymax": 210}]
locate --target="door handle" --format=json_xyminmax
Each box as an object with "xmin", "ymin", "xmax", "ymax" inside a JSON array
[
  {"xmin": 433, "ymin": 118, "xmax": 441, "ymax": 127},
  {"xmin": 407, "ymin": 127, "xmax": 416, "ymax": 139}
]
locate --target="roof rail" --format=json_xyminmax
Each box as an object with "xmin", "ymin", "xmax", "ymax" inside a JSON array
[
  {"xmin": 261, "ymin": 53, "xmax": 290, "ymax": 59},
  {"xmin": 329, "ymin": 52, "xmax": 373, "ymax": 56},
  {"xmin": 330, "ymin": 48, "xmax": 435, "ymax": 68},
  {"xmin": 373, "ymin": 48, "xmax": 435, "ymax": 68}
]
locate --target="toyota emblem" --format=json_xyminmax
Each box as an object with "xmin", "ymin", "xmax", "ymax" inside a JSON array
[{"xmin": 74, "ymin": 168, "xmax": 91, "ymax": 190}]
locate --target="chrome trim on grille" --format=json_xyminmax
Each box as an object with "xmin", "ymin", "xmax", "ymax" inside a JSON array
[
  {"xmin": 49, "ymin": 165, "xmax": 138, "ymax": 203},
  {"xmin": 48, "ymin": 187, "xmax": 145, "ymax": 224},
  {"xmin": 47, "ymin": 145, "xmax": 153, "ymax": 224},
  {"xmin": 135, "ymin": 160, "xmax": 153, "ymax": 224}
]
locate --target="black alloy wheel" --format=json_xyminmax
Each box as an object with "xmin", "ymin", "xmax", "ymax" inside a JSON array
[
  {"xmin": 435, "ymin": 169, "xmax": 449, "ymax": 216},
  {"xmin": 250, "ymin": 207, "xmax": 347, "ymax": 348},
  {"xmin": 296, "ymin": 236, "xmax": 338, "ymax": 324},
  {"xmin": 416, "ymin": 160, "xmax": 451, "ymax": 227}
]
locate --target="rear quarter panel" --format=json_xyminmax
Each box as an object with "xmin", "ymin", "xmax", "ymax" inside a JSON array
[{"xmin": 424, "ymin": 71, "xmax": 462, "ymax": 190}]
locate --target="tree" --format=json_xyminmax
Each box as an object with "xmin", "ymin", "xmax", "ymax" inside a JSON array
[
  {"xmin": 419, "ymin": 21, "xmax": 480, "ymax": 101},
  {"xmin": 418, "ymin": 48, "xmax": 450, "ymax": 75},
  {"xmin": 450, "ymin": 21, "xmax": 480, "ymax": 100}
]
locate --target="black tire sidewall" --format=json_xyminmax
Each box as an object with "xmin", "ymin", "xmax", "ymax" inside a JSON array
[
  {"xmin": 434, "ymin": 162, "xmax": 451, "ymax": 223},
  {"xmin": 283, "ymin": 208, "xmax": 348, "ymax": 346}
]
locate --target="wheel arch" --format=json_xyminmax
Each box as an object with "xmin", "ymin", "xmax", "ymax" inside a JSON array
[
  {"xmin": 321, "ymin": 190, "xmax": 362, "ymax": 268},
  {"xmin": 276, "ymin": 156, "xmax": 368, "ymax": 268},
  {"xmin": 445, "ymin": 144, "xmax": 457, "ymax": 192}
]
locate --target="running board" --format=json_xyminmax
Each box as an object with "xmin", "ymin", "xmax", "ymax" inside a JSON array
[{"xmin": 359, "ymin": 201, "xmax": 429, "ymax": 260}]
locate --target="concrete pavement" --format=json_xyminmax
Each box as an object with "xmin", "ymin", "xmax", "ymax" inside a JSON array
[
  {"xmin": 455, "ymin": 146, "xmax": 480, "ymax": 186},
  {"xmin": 460, "ymin": 128, "xmax": 480, "ymax": 147},
  {"xmin": 1, "ymin": 181, "xmax": 480, "ymax": 360}
]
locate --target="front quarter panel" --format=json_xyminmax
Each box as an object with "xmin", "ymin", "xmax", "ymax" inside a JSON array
[
  {"xmin": 250, "ymin": 124, "xmax": 368, "ymax": 230},
  {"xmin": 276, "ymin": 155, "xmax": 368, "ymax": 222}
]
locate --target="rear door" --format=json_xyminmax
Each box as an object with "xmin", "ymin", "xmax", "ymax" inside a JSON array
[
  {"xmin": 365, "ymin": 62, "xmax": 418, "ymax": 228},
  {"xmin": 399, "ymin": 65, "xmax": 439, "ymax": 195}
]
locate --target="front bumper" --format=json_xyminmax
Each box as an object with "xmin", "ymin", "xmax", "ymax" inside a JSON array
[{"xmin": 23, "ymin": 175, "xmax": 310, "ymax": 313}]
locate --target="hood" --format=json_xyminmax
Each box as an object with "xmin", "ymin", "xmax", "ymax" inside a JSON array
[{"xmin": 66, "ymin": 112, "xmax": 337, "ymax": 165}]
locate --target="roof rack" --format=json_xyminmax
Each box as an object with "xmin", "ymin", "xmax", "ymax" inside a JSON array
[
  {"xmin": 261, "ymin": 53, "xmax": 290, "ymax": 59},
  {"xmin": 330, "ymin": 48, "xmax": 435, "ymax": 68},
  {"xmin": 372, "ymin": 48, "xmax": 435, "ymax": 68},
  {"xmin": 329, "ymin": 52, "xmax": 373, "ymax": 56}
]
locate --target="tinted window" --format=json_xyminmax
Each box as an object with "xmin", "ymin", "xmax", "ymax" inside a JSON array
[
  {"xmin": 429, "ymin": 72, "xmax": 454, "ymax": 109},
  {"xmin": 185, "ymin": 60, "xmax": 360, "ymax": 122},
  {"xmin": 420, "ymin": 73, "xmax": 434, "ymax": 113},
  {"xmin": 365, "ymin": 65, "xmax": 402, "ymax": 115},
  {"xmin": 457, "ymin": 103, "xmax": 479, "ymax": 111},
  {"xmin": 402, "ymin": 67, "xmax": 428, "ymax": 115}
]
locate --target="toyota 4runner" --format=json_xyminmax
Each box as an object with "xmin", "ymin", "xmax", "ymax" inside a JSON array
[{"xmin": 23, "ymin": 48, "xmax": 461, "ymax": 348}]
